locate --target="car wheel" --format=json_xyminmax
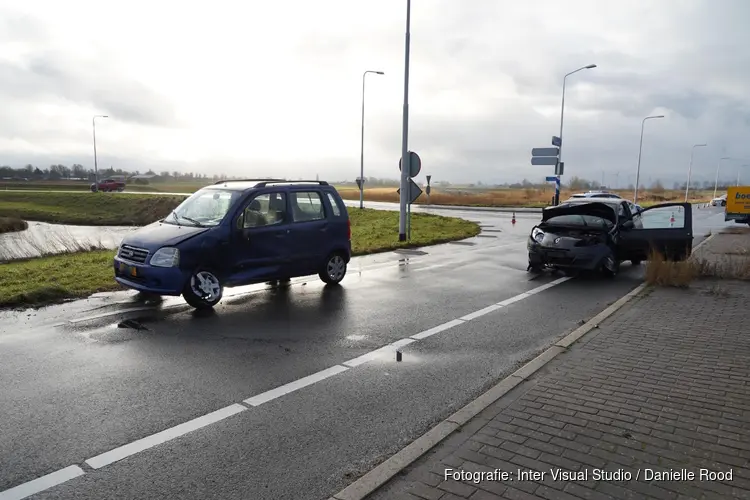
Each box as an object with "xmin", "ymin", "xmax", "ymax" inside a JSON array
[
  {"xmin": 182, "ymin": 269, "xmax": 223, "ymax": 309},
  {"xmin": 601, "ymin": 253, "xmax": 619, "ymax": 278},
  {"xmin": 721, "ymin": 200, "xmax": 726, "ymax": 206},
  {"xmin": 319, "ymin": 252, "xmax": 347, "ymax": 285},
  {"xmin": 527, "ymin": 262, "xmax": 543, "ymax": 273}
]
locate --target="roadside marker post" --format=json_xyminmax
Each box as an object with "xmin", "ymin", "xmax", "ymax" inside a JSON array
[
  {"xmin": 532, "ymin": 141, "xmax": 563, "ymax": 205},
  {"xmin": 397, "ymin": 151, "xmax": 423, "ymax": 240}
]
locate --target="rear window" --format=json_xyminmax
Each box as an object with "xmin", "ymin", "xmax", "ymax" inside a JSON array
[
  {"xmin": 544, "ymin": 214, "xmax": 613, "ymax": 228},
  {"xmin": 326, "ymin": 192, "xmax": 341, "ymax": 217}
]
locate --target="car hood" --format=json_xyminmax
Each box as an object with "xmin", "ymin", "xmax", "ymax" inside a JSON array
[
  {"xmin": 541, "ymin": 202, "xmax": 618, "ymax": 225},
  {"xmin": 121, "ymin": 220, "xmax": 210, "ymax": 250}
]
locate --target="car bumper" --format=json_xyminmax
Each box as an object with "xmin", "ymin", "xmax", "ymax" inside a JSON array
[
  {"xmin": 528, "ymin": 243, "xmax": 605, "ymax": 271},
  {"xmin": 113, "ymin": 256, "xmax": 187, "ymax": 295}
]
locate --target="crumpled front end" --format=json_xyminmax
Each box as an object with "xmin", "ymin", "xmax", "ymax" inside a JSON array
[{"xmin": 528, "ymin": 227, "xmax": 612, "ymax": 271}]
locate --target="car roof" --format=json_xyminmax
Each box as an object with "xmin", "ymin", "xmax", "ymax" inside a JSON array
[
  {"xmin": 204, "ymin": 179, "xmax": 332, "ymax": 192},
  {"xmin": 560, "ymin": 197, "xmax": 625, "ymax": 208}
]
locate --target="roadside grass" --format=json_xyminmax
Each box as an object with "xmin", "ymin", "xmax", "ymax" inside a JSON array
[
  {"xmin": 1, "ymin": 181, "xmax": 715, "ymax": 207},
  {"xmin": 0, "ymin": 217, "xmax": 28, "ymax": 234},
  {"xmin": 0, "ymin": 250, "xmax": 118, "ymax": 309},
  {"xmin": 645, "ymin": 250, "xmax": 750, "ymax": 288},
  {"xmin": 0, "ymin": 206, "xmax": 479, "ymax": 309},
  {"xmin": 0, "ymin": 191, "xmax": 184, "ymax": 225}
]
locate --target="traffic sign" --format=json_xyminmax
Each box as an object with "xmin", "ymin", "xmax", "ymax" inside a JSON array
[
  {"xmin": 555, "ymin": 162, "xmax": 565, "ymax": 175},
  {"xmin": 531, "ymin": 147, "xmax": 559, "ymax": 157},
  {"xmin": 531, "ymin": 157, "xmax": 558, "ymax": 166},
  {"xmin": 545, "ymin": 176, "xmax": 557, "ymax": 182},
  {"xmin": 355, "ymin": 177, "xmax": 364, "ymax": 190},
  {"xmin": 396, "ymin": 178, "xmax": 423, "ymax": 204},
  {"xmin": 552, "ymin": 136, "xmax": 561, "ymax": 147},
  {"xmin": 425, "ymin": 185, "xmax": 431, "ymax": 195},
  {"xmin": 426, "ymin": 175, "xmax": 431, "ymax": 184},
  {"xmin": 398, "ymin": 151, "xmax": 421, "ymax": 177}
]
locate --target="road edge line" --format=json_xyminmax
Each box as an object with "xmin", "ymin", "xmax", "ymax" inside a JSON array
[{"xmin": 330, "ymin": 281, "xmax": 650, "ymax": 500}]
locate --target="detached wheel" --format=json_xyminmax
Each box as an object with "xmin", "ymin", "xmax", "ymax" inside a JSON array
[
  {"xmin": 601, "ymin": 253, "xmax": 620, "ymax": 278},
  {"xmin": 319, "ymin": 252, "xmax": 347, "ymax": 285},
  {"xmin": 183, "ymin": 269, "xmax": 223, "ymax": 309}
]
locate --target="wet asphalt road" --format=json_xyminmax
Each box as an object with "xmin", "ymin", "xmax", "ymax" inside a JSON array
[{"xmin": 0, "ymin": 204, "xmax": 731, "ymax": 500}]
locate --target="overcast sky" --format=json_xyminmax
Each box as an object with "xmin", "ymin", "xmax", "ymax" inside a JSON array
[{"xmin": 2, "ymin": 0, "xmax": 750, "ymax": 186}]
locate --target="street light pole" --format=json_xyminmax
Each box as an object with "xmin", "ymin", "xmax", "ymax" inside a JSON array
[
  {"xmin": 633, "ymin": 114, "xmax": 664, "ymax": 205},
  {"xmin": 556, "ymin": 64, "xmax": 596, "ymax": 205},
  {"xmin": 713, "ymin": 156, "xmax": 731, "ymax": 199},
  {"xmin": 738, "ymin": 164, "xmax": 749, "ymax": 186},
  {"xmin": 359, "ymin": 70, "xmax": 384, "ymax": 209},
  {"xmin": 92, "ymin": 115, "xmax": 108, "ymax": 192},
  {"xmin": 398, "ymin": 0, "xmax": 411, "ymax": 241},
  {"xmin": 685, "ymin": 143, "xmax": 707, "ymax": 202}
]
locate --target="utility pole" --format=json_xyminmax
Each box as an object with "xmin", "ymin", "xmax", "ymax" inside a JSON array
[{"xmin": 398, "ymin": 0, "xmax": 411, "ymax": 241}]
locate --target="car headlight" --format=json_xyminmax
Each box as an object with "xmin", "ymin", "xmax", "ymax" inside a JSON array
[
  {"xmin": 150, "ymin": 247, "xmax": 180, "ymax": 267},
  {"xmin": 531, "ymin": 227, "xmax": 545, "ymax": 243}
]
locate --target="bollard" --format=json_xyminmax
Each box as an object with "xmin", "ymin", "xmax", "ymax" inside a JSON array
[
  {"xmin": 670, "ymin": 212, "xmax": 675, "ymax": 227},
  {"xmin": 511, "ymin": 212, "xmax": 516, "ymax": 225},
  {"xmin": 396, "ymin": 350, "xmax": 402, "ymax": 362}
]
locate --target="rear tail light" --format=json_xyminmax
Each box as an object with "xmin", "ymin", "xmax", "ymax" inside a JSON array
[{"xmin": 347, "ymin": 218, "xmax": 351, "ymax": 239}]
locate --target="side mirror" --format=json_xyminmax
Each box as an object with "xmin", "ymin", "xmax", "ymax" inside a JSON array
[{"xmin": 622, "ymin": 220, "xmax": 634, "ymax": 230}]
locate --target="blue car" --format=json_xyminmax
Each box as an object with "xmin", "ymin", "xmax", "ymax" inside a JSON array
[{"xmin": 113, "ymin": 179, "xmax": 352, "ymax": 309}]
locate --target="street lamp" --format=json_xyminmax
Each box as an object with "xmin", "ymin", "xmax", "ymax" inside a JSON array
[
  {"xmin": 685, "ymin": 143, "xmax": 707, "ymax": 202},
  {"xmin": 555, "ymin": 63, "xmax": 596, "ymax": 205},
  {"xmin": 737, "ymin": 164, "xmax": 750, "ymax": 186},
  {"xmin": 398, "ymin": 0, "xmax": 411, "ymax": 241},
  {"xmin": 92, "ymin": 115, "xmax": 108, "ymax": 191},
  {"xmin": 359, "ymin": 70, "xmax": 384, "ymax": 209},
  {"xmin": 713, "ymin": 156, "xmax": 731, "ymax": 199},
  {"xmin": 633, "ymin": 115, "xmax": 664, "ymax": 205}
]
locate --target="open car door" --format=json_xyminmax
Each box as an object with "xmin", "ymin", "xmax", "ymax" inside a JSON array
[{"xmin": 619, "ymin": 203, "xmax": 693, "ymax": 261}]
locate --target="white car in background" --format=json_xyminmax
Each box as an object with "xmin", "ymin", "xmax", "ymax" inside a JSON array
[{"xmin": 711, "ymin": 194, "xmax": 727, "ymax": 206}]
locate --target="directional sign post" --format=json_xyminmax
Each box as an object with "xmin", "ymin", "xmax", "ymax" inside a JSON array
[
  {"xmin": 425, "ymin": 175, "xmax": 432, "ymax": 204},
  {"xmin": 532, "ymin": 144, "xmax": 562, "ymax": 205},
  {"xmin": 399, "ymin": 151, "xmax": 421, "ymax": 177},
  {"xmin": 397, "ymin": 177, "xmax": 422, "ymax": 204}
]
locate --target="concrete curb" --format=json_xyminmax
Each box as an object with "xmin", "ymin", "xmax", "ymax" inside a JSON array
[{"xmin": 330, "ymin": 282, "xmax": 650, "ymax": 500}]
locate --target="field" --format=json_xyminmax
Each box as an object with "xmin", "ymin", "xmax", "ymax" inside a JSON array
[
  {"xmin": 0, "ymin": 192, "xmax": 479, "ymax": 308},
  {"xmin": 0, "ymin": 180, "xmax": 716, "ymax": 207}
]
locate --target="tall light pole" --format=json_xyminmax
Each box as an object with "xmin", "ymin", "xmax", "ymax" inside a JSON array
[
  {"xmin": 633, "ymin": 114, "xmax": 664, "ymax": 204},
  {"xmin": 713, "ymin": 156, "xmax": 731, "ymax": 199},
  {"xmin": 398, "ymin": 0, "xmax": 411, "ymax": 241},
  {"xmin": 737, "ymin": 164, "xmax": 749, "ymax": 186},
  {"xmin": 555, "ymin": 64, "xmax": 596, "ymax": 205},
  {"xmin": 685, "ymin": 143, "xmax": 707, "ymax": 202},
  {"xmin": 359, "ymin": 70, "xmax": 384, "ymax": 209},
  {"xmin": 92, "ymin": 115, "xmax": 108, "ymax": 191}
]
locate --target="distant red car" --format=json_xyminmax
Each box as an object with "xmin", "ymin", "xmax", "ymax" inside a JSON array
[{"xmin": 91, "ymin": 178, "xmax": 126, "ymax": 192}]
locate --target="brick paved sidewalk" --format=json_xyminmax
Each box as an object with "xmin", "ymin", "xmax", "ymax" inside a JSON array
[{"xmin": 367, "ymin": 233, "xmax": 750, "ymax": 500}]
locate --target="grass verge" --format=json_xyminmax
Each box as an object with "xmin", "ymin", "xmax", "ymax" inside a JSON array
[
  {"xmin": 0, "ymin": 208, "xmax": 479, "ymax": 309},
  {"xmin": 645, "ymin": 250, "xmax": 750, "ymax": 287},
  {"xmin": 0, "ymin": 191, "xmax": 184, "ymax": 225},
  {"xmin": 0, "ymin": 217, "xmax": 28, "ymax": 234}
]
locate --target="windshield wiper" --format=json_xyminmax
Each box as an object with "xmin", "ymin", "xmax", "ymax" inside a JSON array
[
  {"xmin": 178, "ymin": 215, "xmax": 205, "ymax": 227},
  {"xmin": 170, "ymin": 212, "xmax": 180, "ymax": 225}
]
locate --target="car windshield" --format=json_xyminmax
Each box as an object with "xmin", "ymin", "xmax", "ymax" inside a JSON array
[
  {"xmin": 165, "ymin": 189, "xmax": 241, "ymax": 227},
  {"xmin": 544, "ymin": 214, "xmax": 614, "ymax": 229}
]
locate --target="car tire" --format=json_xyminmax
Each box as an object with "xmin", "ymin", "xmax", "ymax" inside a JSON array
[
  {"xmin": 182, "ymin": 268, "xmax": 223, "ymax": 309},
  {"xmin": 527, "ymin": 262, "xmax": 543, "ymax": 273},
  {"xmin": 721, "ymin": 200, "xmax": 726, "ymax": 206},
  {"xmin": 601, "ymin": 253, "xmax": 619, "ymax": 278},
  {"xmin": 319, "ymin": 252, "xmax": 347, "ymax": 285}
]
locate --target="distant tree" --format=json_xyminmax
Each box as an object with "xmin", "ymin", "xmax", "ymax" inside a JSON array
[{"xmin": 652, "ymin": 180, "xmax": 664, "ymax": 193}]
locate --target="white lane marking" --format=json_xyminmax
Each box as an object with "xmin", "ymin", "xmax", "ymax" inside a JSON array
[
  {"xmin": 0, "ymin": 466, "xmax": 85, "ymax": 500},
  {"xmin": 85, "ymin": 404, "xmax": 247, "ymax": 469},
  {"xmin": 497, "ymin": 293, "xmax": 530, "ymax": 306},
  {"xmin": 460, "ymin": 304, "xmax": 504, "ymax": 321},
  {"xmin": 342, "ymin": 347, "xmax": 392, "ymax": 368},
  {"xmin": 410, "ymin": 319, "xmax": 466, "ymax": 340},
  {"xmin": 243, "ymin": 365, "xmax": 349, "ymax": 406},
  {"xmin": 390, "ymin": 338, "xmax": 416, "ymax": 349}
]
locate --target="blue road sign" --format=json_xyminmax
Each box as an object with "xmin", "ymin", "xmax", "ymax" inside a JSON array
[
  {"xmin": 552, "ymin": 136, "xmax": 561, "ymax": 147},
  {"xmin": 545, "ymin": 176, "xmax": 557, "ymax": 182}
]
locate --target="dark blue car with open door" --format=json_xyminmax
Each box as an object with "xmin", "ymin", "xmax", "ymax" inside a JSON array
[{"xmin": 113, "ymin": 179, "xmax": 352, "ymax": 309}]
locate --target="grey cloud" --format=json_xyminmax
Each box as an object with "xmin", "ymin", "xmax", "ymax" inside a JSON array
[{"xmin": 0, "ymin": 50, "xmax": 180, "ymax": 128}]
